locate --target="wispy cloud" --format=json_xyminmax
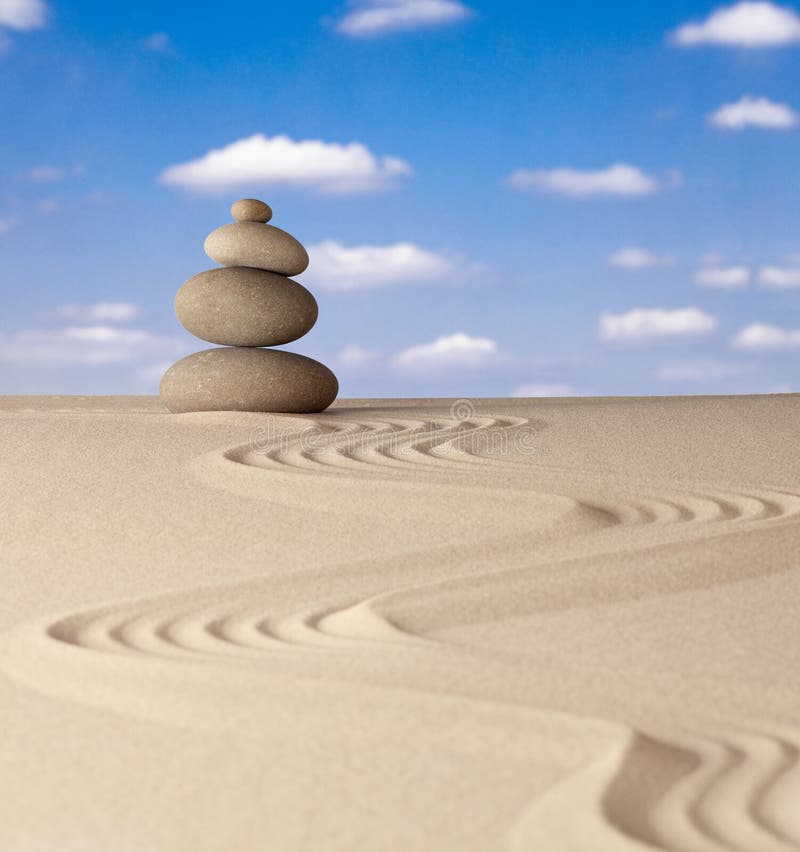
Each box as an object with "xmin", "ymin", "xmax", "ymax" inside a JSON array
[
  {"xmin": 733, "ymin": 322, "xmax": 800, "ymax": 349},
  {"xmin": 140, "ymin": 32, "xmax": 171, "ymax": 52},
  {"xmin": 335, "ymin": 0, "xmax": 473, "ymax": 37},
  {"xmin": 609, "ymin": 247, "xmax": 676, "ymax": 269},
  {"xmin": 0, "ymin": 216, "xmax": 17, "ymax": 234},
  {"xmin": 19, "ymin": 164, "xmax": 65, "ymax": 182},
  {"xmin": 694, "ymin": 265, "xmax": 751, "ymax": 288},
  {"xmin": 305, "ymin": 240, "xmax": 456, "ymax": 291},
  {"xmin": 56, "ymin": 301, "xmax": 142, "ymax": 323},
  {"xmin": 599, "ymin": 307, "xmax": 718, "ymax": 341},
  {"xmin": 0, "ymin": 0, "xmax": 48, "ymax": 30},
  {"xmin": 337, "ymin": 344, "xmax": 382, "ymax": 367},
  {"xmin": 394, "ymin": 332, "xmax": 499, "ymax": 370},
  {"xmin": 709, "ymin": 95, "xmax": 799, "ymax": 130},
  {"xmin": 159, "ymin": 133, "xmax": 412, "ymax": 195},
  {"xmin": 672, "ymin": 2, "xmax": 800, "ymax": 48},
  {"xmin": 0, "ymin": 325, "xmax": 186, "ymax": 366},
  {"xmin": 758, "ymin": 265, "xmax": 800, "ymax": 287},
  {"xmin": 507, "ymin": 164, "xmax": 663, "ymax": 198}
]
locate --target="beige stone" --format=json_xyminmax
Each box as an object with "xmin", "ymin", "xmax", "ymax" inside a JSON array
[
  {"xmin": 231, "ymin": 198, "xmax": 272, "ymax": 223},
  {"xmin": 159, "ymin": 347, "xmax": 338, "ymax": 413},
  {"xmin": 204, "ymin": 222, "xmax": 309, "ymax": 276},
  {"xmin": 175, "ymin": 267, "xmax": 317, "ymax": 347}
]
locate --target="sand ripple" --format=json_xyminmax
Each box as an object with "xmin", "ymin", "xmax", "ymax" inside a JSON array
[{"xmin": 513, "ymin": 729, "xmax": 800, "ymax": 851}]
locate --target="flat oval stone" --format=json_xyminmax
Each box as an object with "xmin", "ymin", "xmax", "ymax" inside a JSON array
[
  {"xmin": 231, "ymin": 198, "xmax": 272, "ymax": 223},
  {"xmin": 204, "ymin": 222, "xmax": 309, "ymax": 276},
  {"xmin": 175, "ymin": 267, "xmax": 318, "ymax": 347},
  {"xmin": 160, "ymin": 347, "xmax": 338, "ymax": 413}
]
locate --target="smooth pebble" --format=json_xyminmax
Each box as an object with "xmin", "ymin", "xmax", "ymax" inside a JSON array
[
  {"xmin": 175, "ymin": 267, "xmax": 318, "ymax": 347},
  {"xmin": 204, "ymin": 222, "xmax": 309, "ymax": 276},
  {"xmin": 231, "ymin": 198, "xmax": 272, "ymax": 223}
]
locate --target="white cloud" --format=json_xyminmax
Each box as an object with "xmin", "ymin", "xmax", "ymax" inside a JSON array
[
  {"xmin": 609, "ymin": 247, "xmax": 676, "ymax": 269},
  {"xmin": 394, "ymin": 332, "xmax": 499, "ymax": 370},
  {"xmin": 335, "ymin": 0, "xmax": 472, "ymax": 37},
  {"xmin": 657, "ymin": 359, "xmax": 749, "ymax": 381},
  {"xmin": 694, "ymin": 265, "xmax": 751, "ymax": 288},
  {"xmin": 512, "ymin": 382, "xmax": 576, "ymax": 397},
  {"xmin": 19, "ymin": 164, "xmax": 64, "ymax": 182},
  {"xmin": 159, "ymin": 133, "xmax": 412, "ymax": 195},
  {"xmin": 709, "ymin": 95, "xmax": 799, "ymax": 129},
  {"xmin": 141, "ymin": 32, "xmax": 171, "ymax": 52},
  {"xmin": 38, "ymin": 198, "xmax": 58, "ymax": 213},
  {"xmin": 305, "ymin": 240, "xmax": 454, "ymax": 290},
  {"xmin": 0, "ymin": 216, "xmax": 17, "ymax": 234},
  {"xmin": 599, "ymin": 307, "xmax": 718, "ymax": 341},
  {"xmin": 0, "ymin": 0, "xmax": 48, "ymax": 30},
  {"xmin": 0, "ymin": 325, "xmax": 186, "ymax": 366},
  {"xmin": 18, "ymin": 163, "xmax": 84, "ymax": 182},
  {"xmin": 733, "ymin": 322, "xmax": 800, "ymax": 349},
  {"xmin": 507, "ymin": 163, "xmax": 662, "ymax": 198},
  {"xmin": 338, "ymin": 344, "xmax": 382, "ymax": 367},
  {"xmin": 758, "ymin": 265, "xmax": 800, "ymax": 287},
  {"xmin": 56, "ymin": 301, "xmax": 142, "ymax": 323},
  {"xmin": 672, "ymin": 2, "xmax": 800, "ymax": 48}
]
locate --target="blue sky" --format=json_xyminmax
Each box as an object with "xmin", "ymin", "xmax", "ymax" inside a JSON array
[{"xmin": 2, "ymin": 0, "xmax": 800, "ymax": 397}]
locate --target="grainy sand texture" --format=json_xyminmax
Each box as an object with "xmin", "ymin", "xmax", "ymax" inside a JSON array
[{"xmin": 1, "ymin": 394, "xmax": 799, "ymax": 851}]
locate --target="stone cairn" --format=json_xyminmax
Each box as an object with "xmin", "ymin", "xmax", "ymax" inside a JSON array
[{"xmin": 160, "ymin": 198, "xmax": 338, "ymax": 413}]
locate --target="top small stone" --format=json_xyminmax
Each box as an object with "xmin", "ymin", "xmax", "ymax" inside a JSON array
[{"xmin": 231, "ymin": 198, "xmax": 272, "ymax": 223}]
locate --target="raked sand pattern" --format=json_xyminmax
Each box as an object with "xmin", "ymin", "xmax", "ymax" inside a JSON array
[{"xmin": 0, "ymin": 394, "xmax": 799, "ymax": 851}]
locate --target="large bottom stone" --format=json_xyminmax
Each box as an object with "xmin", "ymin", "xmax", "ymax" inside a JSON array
[{"xmin": 160, "ymin": 347, "xmax": 338, "ymax": 413}]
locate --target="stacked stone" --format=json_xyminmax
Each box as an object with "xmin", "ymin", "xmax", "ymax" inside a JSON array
[{"xmin": 160, "ymin": 199, "xmax": 338, "ymax": 414}]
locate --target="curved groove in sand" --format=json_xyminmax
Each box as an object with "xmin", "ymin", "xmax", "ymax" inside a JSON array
[
  {"xmin": 231, "ymin": 415, "xmax": 536, "ymax": 476},
  {"xmin": 40, "ymin": 592, "xmax": 427, "ymax": 663},
  {"xmin": 510, "ymin": 728, "xmax": 800, "ymax": 852},
  {"xmin": 604, "ymin": 730, "xmax": 800, "ymax": 852},
  {"xmin": 220, "ymin": 417, "xmax": 800, "ymax": 534}
]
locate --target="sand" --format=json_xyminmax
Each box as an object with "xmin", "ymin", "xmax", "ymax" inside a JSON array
[{"xmin": 0, "ymin": 393, "xmax": 798, "ymax": 851}]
